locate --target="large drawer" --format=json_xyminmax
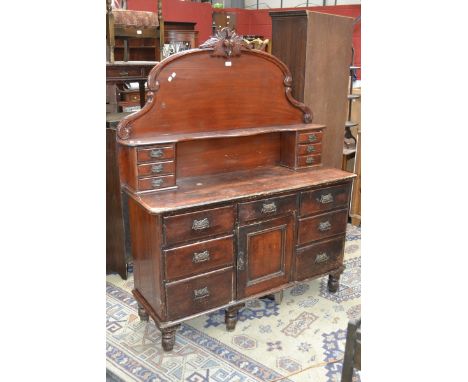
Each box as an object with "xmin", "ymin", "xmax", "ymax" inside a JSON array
[
  {"xmin": 300, "ymin": 183, "xmax": 351, "ymax": 216},
  {"xmin": 238, "ymin": 194, "xmax": 297, "ymax": 224},
  {"xmin": 165, "ymin": 268, "xmax": 233, "ymax": 320},
  {"xmin": 163, "ymin": 205, "xmax": 235, "ymax": 246},
  {"xmin": 164, "ymin": 235, "xmax": 234, "ymax": 281},
  {"xmin": 295, "ymin": 236, "xmax": 345, "ymax": 281},
  {"xmin": 298, "ymin": 209, "xmax": 348, "ymax": 245}
]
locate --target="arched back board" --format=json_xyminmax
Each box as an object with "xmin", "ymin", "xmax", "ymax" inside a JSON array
[{"xmin": 117, "ymin": 30, "xmax": 312, "ymax": 141}]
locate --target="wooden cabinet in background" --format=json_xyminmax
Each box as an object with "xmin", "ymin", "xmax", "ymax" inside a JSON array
[{"xmin": 270, "ymin": 10, "xmax": 354, "ymax": 170}]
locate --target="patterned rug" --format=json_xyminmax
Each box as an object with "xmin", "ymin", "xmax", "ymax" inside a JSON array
[{"xmin": 106, "ymin": 224, "xmax": 361, "ymax": 382}]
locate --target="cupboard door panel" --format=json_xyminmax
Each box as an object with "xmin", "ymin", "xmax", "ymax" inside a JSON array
[{"xmin": 237, "ymin": 215, "xmax": 294, "ymax": 298}]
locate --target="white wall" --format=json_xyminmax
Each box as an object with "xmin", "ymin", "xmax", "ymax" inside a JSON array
[{"xmin": 244, "ymin": 0, "xmax": 360, "ymax": 9}]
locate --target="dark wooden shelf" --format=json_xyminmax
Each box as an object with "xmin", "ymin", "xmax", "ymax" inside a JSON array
[
  {"xmin": 120, "ymin": 123, "xmax": 325, "ymax": 146},
  {"xmin": 126, "ymin": 166, "xmax": 355, "ymax": 214}
]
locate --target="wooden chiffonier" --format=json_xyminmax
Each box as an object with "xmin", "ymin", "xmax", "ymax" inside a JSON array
[{"xmin": 116, "ymin": 29, "xmax": 355, "ymax": 351}]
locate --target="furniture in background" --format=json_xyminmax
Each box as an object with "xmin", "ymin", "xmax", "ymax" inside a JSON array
[
  {"xmin": 116, "ymin": 29, "xmax": 355, "ymax": 351},
  {"xmin": 341, "ymin": 318, "xmax": 361, "ymax": 382},
  {"xmin": 270, "ymin": 10, "xmax": 354, "ymax": 170},
  {"xmin": 162, "ymin": 22, "xmax": 199, "ymax": 59},
  {"xmin": 106, "ymin": 0, "xmax": 161, "ymax": 62},
  {"xmin": 106, "ymin": 61, "xmax": 157, "ymax": 279},
  {"xmin": 347, "ymin": 85, "xmax": 361, "ymax": 226},
  {"xmin": 213, "ymin": 11, "xmax": 237, "ymax": 35},
  {"xmin": 243, "ymin": 35, "xmax": 271, "ymax": 53}
]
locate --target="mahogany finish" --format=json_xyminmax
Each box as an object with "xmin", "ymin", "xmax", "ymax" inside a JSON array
[
  {"xmin": 163, "ymin": 205, "xmax": 235, "ymax": 246},
  {"xmin": 296, "ymin": 236, "xmax": 345, "ymax": 281},
  {"xmin": 165, "ymin": 267, "xmax": 234, "ymax": 320},
  {"xmin": 298, "ymin": 209, "xmax": 349, "ymax": 245},
  {"xmin": 118, "ymin": 34, "xmax": 354, "ymax": 351},
  {"xmin": 237, "ymin": 215, "xmax": 294, "ymax": 299},
  {"xmin": 164, "ymin": 235, "xmax": 234, "ymax": 281}
]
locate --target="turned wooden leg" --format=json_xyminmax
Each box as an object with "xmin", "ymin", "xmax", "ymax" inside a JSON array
[
  {"xmin": 328, "ymin": 266, "xmax": 345, "ymax": 293},
  {"xmin": 137, "ymin": 303, "xmax": 149, "ymax": 321},
  {"xmin": 161, "ymin": 325, "xmax": 180, "ymax": 351},
  {"xmin": 225, "ymin": 304, "xmax": 245, "ymax": 332}
]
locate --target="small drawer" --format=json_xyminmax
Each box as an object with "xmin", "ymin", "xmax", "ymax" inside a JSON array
[
  {"xmin": 123, "ymin": 93, "xmax": 140, "ymax": 102},
  {"xmin": 297, "ymin": 154, "xmax": 322, "ymax": 167},
  {"xmin": 137, "ymin": 145, "xmax": 175, "ymax": 162},
  {"xmin": 165, "ymin": 268, "xmax": 233, "ymax": 320},
  {"xmin": 164, "ymin": 235, "xmax": 234, "ymax": 281},
  {"xmin": 106, "ymin": 66, "xmax": 143, "ymax": 78},
  {"xmin": 295, "ymin": 236, "xmax": 345, "ymax": 281},
  {"xmin": 137, "ymin": 161, "xmax": 175, "ymax": 177},
  {"xmin": 298, "ymin": 209, "xmax": 348, "ymax": 245},
  {"xmin": 298, "ymin": 130, "xmax": 323, "ymax": 144},
  {"xmin": 238, "ymin": 194, "xmax": 297, "ymax": 224},
  {"xmin": 300, "ymin": 183, "xmax": 351, "ymax": 216},
  {"xmin": 297, "ymin": 143, "xmax": 322, "ymax": 156},
  {"xmin": 138, "ymin": 175, "xmax": 175, "ymax": 191},
  {"xmin": 164, "ymin": 205, "xmax": 235, "ymax": 246}
]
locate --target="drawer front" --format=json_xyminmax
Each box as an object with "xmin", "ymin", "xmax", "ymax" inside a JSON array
[
  {"xmin": 106, "ymin": 66, "xmax": 143, "ymax": 78},
  {"xmin": 297, "ymin": 154, "xmax": 322, "ymax": 167},
  {"xmin": 137, "ymin": 145, "xmax": 175, "ymax": 162},
  {"xmin": 123, "ymin": 93, "xmax": 141, "ymax": 102},
  {"xmin": 165, "ymin": 268, "xmax": 233, "ymax": 320},
  {"xmin": 301, "ymin": 183, "xmax": 351, "ymax": 216},
  {"xmin": 164, "ymin": 205, "xmax": 235, "ymax": 245},
  {"xmin": 298, "ymin": 209, "xmax": 348, "ymax": 245},
  {"xmin": 295, "ymin": 236, "xmax": 345, "ymax": 281},
  {"xmin": 137, "ymin": 161, "xmax": 175, "ymax": 177},
  {"xmin": 297, "ymin": 143, "xmax": 322, "ymax": 156},
  {"xmin": 298, "ymin": 130, "xmax": 323, "ymax": 144},
  {"xmin": 164, "ymin": 235, "xmax": 234, "ymax": 281},
  {"xmin": 238, "ymin": 194, "xmax": 297, "ymax": 224},
  {"xmin": 138, "ymin": 175, "xmax": 175, "ymax": 191}
]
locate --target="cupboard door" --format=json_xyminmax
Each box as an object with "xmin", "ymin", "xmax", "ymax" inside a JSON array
[{"xmin": 237, "ymin": 215, "xmax": 294, "ymax": 299}]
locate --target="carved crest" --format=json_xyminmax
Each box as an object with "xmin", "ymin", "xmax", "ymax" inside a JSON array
[{"xmin": 199, "ymin": 28, "xmax": 250, "ymax": 58}]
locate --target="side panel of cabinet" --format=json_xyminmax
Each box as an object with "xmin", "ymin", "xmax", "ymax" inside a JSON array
[
  {"xmin": 127, "ymin": 197, "xmax": 166, "ymax": 321},
  {"xmin": 237, "ymin": 215, "xmax": 294, "ymax": 299}
]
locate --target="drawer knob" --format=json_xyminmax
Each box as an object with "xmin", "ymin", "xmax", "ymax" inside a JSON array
[
  {"xmin": 119, "ymin": 71, "xmax": 129, "ymax": 76},
  {"xmin": 315, "ymin": 252, "xmax": 329, "ymax": 263},
  {"xmin": 308, "ymin": 134, "xmax": 317, "ymax": 142},
  {"xmin": 237, "ymin": 251, "xmax": 245, "ymax": 270},
  {"xmin": 261, "ymin": 202, "xmax": 277, "ymax": 214},
  {"xmin": 151, "ymin": 164, "xmax": 163, "ymax": 173},
  {"xmin": 318, "ymin": 193, "xmax": 334, "ymax": 204},
  {"xmin": 306, "ymin": 157, "xmax": 314, "ymax": 165},
  {"xmin": 318, "ymin": 220, "xmax": 332, "ymax": 232},
  {"xmin": 192, "ymin": 250, "xmax": 210, "ymax": 263},
  {"xmin": 193, "ymin": 286, "xmax": 210, "ymax": 300},
  {"xmin": 151, "ymin": 178, "xmax": 163, "ymax": 188},
  {"xmin": 307, "ymin": 145, "xmax": 316, "ymax": 153},
  {"xmin": 150, "ymin": 149, "xmax": 163, "ymax": 158},
  {"xmin": 192, "ymin": 218, "xmax": 210, "ymax": 231}
]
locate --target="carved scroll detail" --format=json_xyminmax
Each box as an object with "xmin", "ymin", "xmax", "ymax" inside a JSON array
[
  {"xmin": 199, "ymin": 28, "xmax": 250, "ymax": 58},
  {"xmin": 117, "ymin": 120, "xmax": 132, "ymax": 140},
  {"xmin": 284, "ymin": 76, "xmax": 313, "ymax": 123}
]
